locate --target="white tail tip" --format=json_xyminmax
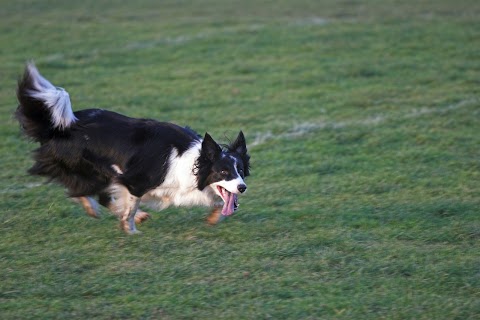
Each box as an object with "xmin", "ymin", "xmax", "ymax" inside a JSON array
[{"xmin": 26, "ymin": 63, "xmax": 77, "ymax": 130}]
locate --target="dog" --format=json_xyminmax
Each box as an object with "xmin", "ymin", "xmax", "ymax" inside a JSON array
[{"xmin": 15, "ymin": 63, "xmax": 250, "ymax": 234}]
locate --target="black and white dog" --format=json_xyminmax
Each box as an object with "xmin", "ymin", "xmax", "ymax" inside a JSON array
[{"xmin": 16, "ymin": 63, "xmax": 250, "ymax": 234}]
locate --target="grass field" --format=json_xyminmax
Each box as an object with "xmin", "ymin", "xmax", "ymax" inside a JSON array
[{"xmin": 1, "ymin": 0, "xmax": 479, "ymax": 319}]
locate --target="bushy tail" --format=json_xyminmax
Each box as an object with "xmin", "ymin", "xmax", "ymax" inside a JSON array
[{"xmin": 16, "ymin": 63, "xmax": 77, "ymax": 142}]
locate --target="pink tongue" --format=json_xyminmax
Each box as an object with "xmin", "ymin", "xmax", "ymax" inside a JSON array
[{"xmin": 221, "ymin": 191, "xmax": 237, "ymax": 216}]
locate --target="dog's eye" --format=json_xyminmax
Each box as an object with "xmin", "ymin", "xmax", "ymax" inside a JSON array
[
  {"xmin": 221, "ymin": 170, "xmax": 228, "ymax": 175},
  {"xmin": 238, "ymin": 168, "xmax": 244, "ymax": 174}
]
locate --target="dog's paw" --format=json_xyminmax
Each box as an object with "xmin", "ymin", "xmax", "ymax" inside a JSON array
[
  {"xmin": 74, "ymin": 197, "xmax": 100, "ymax": 218},
  {"xmin": 126, "ymin": 229, "xmax": 142, "ymax": 235},
  {"xmin": 206, "ymin": 207, "xmax": 225, "ymax": 225},
  {"xmin": 134, "ymin": 210, "xmax": 151, "ymax": 224},
  {"xmin": 120, "ymin": 221, "xmax": 142, "ymax": 235}
]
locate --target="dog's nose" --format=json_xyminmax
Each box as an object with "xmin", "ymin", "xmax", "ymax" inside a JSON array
[{"xmin": 238, "ymin": 184, "xmax": 247, "ymax": 193}]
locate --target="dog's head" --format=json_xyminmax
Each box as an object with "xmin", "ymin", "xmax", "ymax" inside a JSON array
[{"xmin": 195, "ymin": 131, "xmax": 250, "ymax": 216}]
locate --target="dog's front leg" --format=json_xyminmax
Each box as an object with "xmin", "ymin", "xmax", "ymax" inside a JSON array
[
  {"xmin": 206, "ymin": 204, "xmax": 226, "ymax": 225},
  {"xmin": 121, "ymin": 197, "xmax": 141, "ymax": 234},
  {"xmin": 108, "ymin": 184, "xmax": 142, "ymax": 234}
]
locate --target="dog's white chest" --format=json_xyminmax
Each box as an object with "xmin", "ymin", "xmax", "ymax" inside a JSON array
[{"xmin": 141, "ymin": 143, "xmax": 216, "ymax": 209}]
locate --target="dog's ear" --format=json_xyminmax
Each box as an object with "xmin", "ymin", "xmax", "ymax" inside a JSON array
[
  {"xmin": 229, "ymin": 131, "xmax": 247, "ymax": 155},
  {"xmin": 201, "ymin": 132, "xmax": 222, "ymax": 162},
  {"xmin": 229, "ymin": 131, "xmax": 250, "ymax": 177}
]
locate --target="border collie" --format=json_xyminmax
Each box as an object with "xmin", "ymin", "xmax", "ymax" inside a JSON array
[{"xmin": 15, "ymin": 63, "xmax": 250, "ymax": 234}]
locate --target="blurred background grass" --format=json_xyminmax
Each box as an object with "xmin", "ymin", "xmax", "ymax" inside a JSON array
[{"xmin": 0, "ymin": 1, "xmax": 479, "ymax": 319}]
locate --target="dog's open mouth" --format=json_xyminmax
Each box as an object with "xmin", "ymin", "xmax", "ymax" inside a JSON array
[{"xmin": 217, "ymin": 186, "xmax": 239, "ymax": 216}]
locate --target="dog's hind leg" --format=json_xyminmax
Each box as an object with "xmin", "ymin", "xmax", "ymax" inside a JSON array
[
  {"xmin": 73, "ymin": 196, "xmax": 100, "ymax": 218},
  {"xmin": 108, "ymin": 184, "xmax": 142, "ymax": 234}
]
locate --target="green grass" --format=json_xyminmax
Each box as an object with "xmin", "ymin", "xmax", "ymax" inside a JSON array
[{"xmin": 1, "ymin": 0, "xmax": 479, "ymax": 319}]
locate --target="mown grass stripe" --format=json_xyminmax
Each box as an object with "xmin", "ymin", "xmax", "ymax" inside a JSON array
[{"xmin": 251, "ymin": 98, "xmax": 479, "ymax": 147}]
